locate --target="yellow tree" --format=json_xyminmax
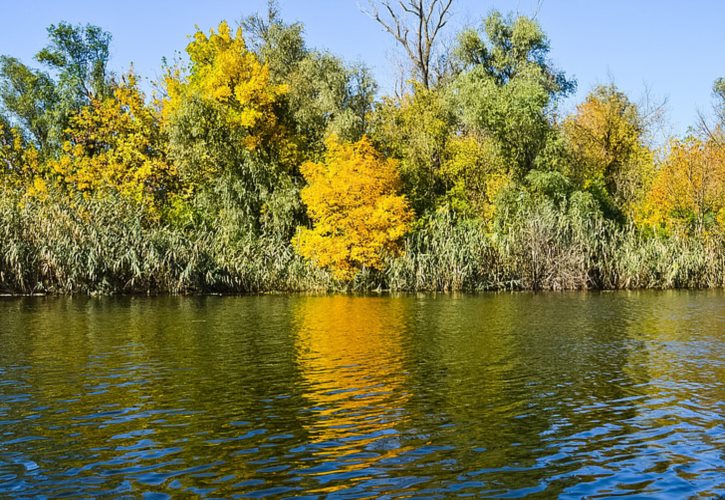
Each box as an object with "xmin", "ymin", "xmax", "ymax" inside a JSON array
[
  {"xmin": 646, "ymin": 137, "xmax": 725, "ymax": 234},
  {"xmin": 0, "ymin": 119, "xmax": 43, "ymax": 193},
  {"xmin": 163, "ymin": 21, "xmax": 293, "ymax": 167},
  {"xmin": 50, "ymin": 71, "xmax": 176, "ymax": 212},
  {"xmin": 564, "ymin": 85, "xmax": 653, "ymax": 216},
  {"xmin": 294, "ymin": 135, "xmax": 413, "ymax": 280}
]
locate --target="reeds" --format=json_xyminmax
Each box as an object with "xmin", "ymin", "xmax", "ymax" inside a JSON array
[
  {"xmin": 2, "ymin": 188, "xmax": 723, "ymax": 294},
  {"xmin": 0, "ymin": 189, "xmax": 332, "ymax": 294}
]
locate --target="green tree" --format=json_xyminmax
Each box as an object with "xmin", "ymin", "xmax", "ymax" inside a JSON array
[
  {"xmin": 0, "ymin": 57, "xmax": 59, "ymax": 152},
  {"xmin": 0, "ymin": 22, "xmax": 112, "ymax": 155},
  {"xmin": 454, "ymin": 10, "xmax": 574, "ymax": 96},
  {"xmin": 244, "ymin": 2, "xmax": 377, "ymax": 154},
  {"xmin": 451, "ymin": 11, "xmax": 574, "ymax": 179},
  {"xmin": 36, "ymin": 22, "xmax": 112, "ymax": 104}
]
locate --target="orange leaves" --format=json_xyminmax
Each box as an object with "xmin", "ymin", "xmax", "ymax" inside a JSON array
[{"xmin": 294, "ymin": 135, "xmax": 413, "ymax": 280}]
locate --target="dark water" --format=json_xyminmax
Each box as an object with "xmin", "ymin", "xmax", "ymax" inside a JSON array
[{"xmin": 0, "ymin": 292, "xmax": 723, "ymax": 498}]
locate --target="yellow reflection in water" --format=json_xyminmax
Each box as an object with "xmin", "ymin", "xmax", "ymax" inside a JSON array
[{"xmin": 294, "ymin": 296, "xmax": 411, "ymax": 493}]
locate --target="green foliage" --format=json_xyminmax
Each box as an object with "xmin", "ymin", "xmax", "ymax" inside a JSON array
[
  {"xmin": 370, "ymin": 85, "xmax": 455, "ymax": 216},
  {"xmin": 0, "ymin": 56, "xmax": 59, "ymax": 152},
  {"xmin": 454, "ymin": 10, "xmax": 574, "ymax": 96},
  {"xmin": 0, "ymin": 22, "xmax": 112, "ymax": 156},
  {"xmin": 35, "ymin": 22, "xmax": 112, "ymax": 103},
  {"xmin": 243, "ymin": 4, "xmax": 377, "ymax": 155},
  {"xmin": 453, "ymin": 66, "xmax": 553, "ymax": 178}
]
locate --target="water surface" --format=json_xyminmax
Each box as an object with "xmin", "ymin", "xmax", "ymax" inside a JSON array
[{"xmin": 0, "ymin": 292, "xmax": 723, "ymax": 497}]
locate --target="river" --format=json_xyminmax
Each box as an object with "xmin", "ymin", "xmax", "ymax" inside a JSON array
[{"xmin": 0, "ymin": 292, "xmax": 723, "ymax": 497}]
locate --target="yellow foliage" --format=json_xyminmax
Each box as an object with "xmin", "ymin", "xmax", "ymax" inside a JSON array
[
  {"xmin": 50, "ymin": 71, "xmax": 176, "ymax": 211},
  {"xmin": 163, "ymin": 21, "xmax": 292, "ymax": 155},
  {"xmin": 441, "ymin": 134, "xmax": 508, "ymax": 219},
  {"xmin": 564, "ymin": 85, "xmax": 653, "ymax": 215},
  {"xmin": 294, "ymin": 135, "xmax": 413, "ymax": 280},
  {"xmin": 643, "ymin": 136, "xmax": 725, "ymax": 234},
  {"xmin": 0, "ymin": 121, "xmax": 42, "ymax": 190}
]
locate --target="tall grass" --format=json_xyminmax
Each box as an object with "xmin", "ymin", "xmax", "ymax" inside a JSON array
[
  {"xmin": 2, "ymin": 188, "xmax": 724, "ymax": 294},
  {"xmin": 386, "ymin": 195, "xmax": 725, "ymax": 291},
  {"xmin": 0, "ymin": 189, "xmax": 332, "ymax": 294}
]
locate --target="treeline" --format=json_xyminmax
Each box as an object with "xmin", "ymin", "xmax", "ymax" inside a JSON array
[{"xmin": 1, "ymin": 1, "xmax": 724, "ymax": 294}]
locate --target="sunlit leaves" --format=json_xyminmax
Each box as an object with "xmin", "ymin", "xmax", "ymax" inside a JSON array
[
  {"xmin": 163, "ymin": 21, "xmax": 289, "ymax": 155},
  {"xmin": 645, "ymin": 137, "xmax": 725, "ymax": 234},
  {"xmin": 50, "ymin": 71, "xmax": 176, "ymax": 212},
  {"xmin": 563, "ymin": 85, "xmax": 654, "ymax": 219},
  {"xmin": 295, "ymin": 136, "xmax": 413, "ymax": 280}
]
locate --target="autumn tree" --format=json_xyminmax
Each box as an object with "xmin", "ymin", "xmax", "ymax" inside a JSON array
[
  {"xmin": 162, "ymin": 20, "xmax": 305, "ymax": 239},
  {"xmin": 295, "ymin": 135, "xmax": 413, "ymax": 280},
  {"xmin": 645, "ymin": 137, "xmax": 725, "ymax": 234},
  {"xmin": 0, "ymin": 115, "xmax": 42, "ymax": 191},
  {"xmin": 563, "ymin": 85, "xmax": 653, "ymax": 218},
  {"xmin": 163, "ymin": 20, "xmax": 290, "ymax": 163},
  {"xmin": 50, "ymin": 72, "xmax": 176, "ymax": 211}
]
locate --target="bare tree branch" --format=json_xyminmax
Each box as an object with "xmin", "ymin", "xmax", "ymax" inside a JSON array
[{"xmin": 366, "ymin": 0, "xmax": 454, "ymax": 89}]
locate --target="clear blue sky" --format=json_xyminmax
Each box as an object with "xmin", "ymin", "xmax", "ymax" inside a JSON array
[{"xmin": 1, "ymin": 1, "xmax": 723, "ymax": 135}]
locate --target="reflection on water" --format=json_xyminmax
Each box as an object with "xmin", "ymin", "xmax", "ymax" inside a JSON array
[
  {"xmin": 0, "ymin": 292, "xmax": 723, "ymax": 497},
  {"xmin": 295, "ymin": 296, "xmax": 410, "ymax": 494}
]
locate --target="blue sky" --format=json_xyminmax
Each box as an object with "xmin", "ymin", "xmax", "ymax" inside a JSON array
[{"xmin": 1, "ymin": 1, "xmax": 723, "ymax": 134}]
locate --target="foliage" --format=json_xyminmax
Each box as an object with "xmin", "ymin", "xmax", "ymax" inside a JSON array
[
  {"xmin": 164, "ymin": 21, "xmax": 291, "ymax": 159},
  {"xmin": 0, "ymin": 22, "xmax": 113, "ymax": 156},
  {"xmin": 0, "ymin": 117, "xmax": 42, "ymax": 189},
  {"xmin": 1, "ymin": 5, "xmax": 724, "ymax": 295},
  {"xmin": 295, "ymin": 136, "xmax": 413, "ymax": 280},
  {"xmin": 563, "ymin": 85, "xmax": 653, "ymax": 217},
  {"xmin": 370, "ymin": 84, "xmax": 454, "ymax": 216},
  {"xmin": 48, "ymin": 72, "xmax": 176, "ymax": 212},
  {"xmin": 645, "ymin": 136, "xmax": 725, "ymax": 234},
  {"xmin": 243, "ymin": 4, "xmax": 377, "ymax": 155},
  {"xmin": 454, "ymin": 10, "xmax": 574, "ymax": 96}
]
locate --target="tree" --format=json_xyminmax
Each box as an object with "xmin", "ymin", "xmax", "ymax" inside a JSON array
[
  {"xmin": 0, "ymin": 115, "xmax": 42, "ymax": 190},
  {"xmin": 295, "ymin": 135, "xmax": 413, "ymax": 280},
  {"xmin": 162, "ymin": 20, "xmax": 303, "ymax": 237},
  {"xmin": 451, "ymin": 12, "xmax": 574, "ymax": 179},
  {"xmin": 454, "ymin": 11, "xmax": 574, "ymax": 96},
  {"xmin": 0, "ymin": 22, "xmax": 113, "ymax": 155},
  {"xmin": 0, "ymin": 57, "xmax": 59, "ymax": 152},
  {"xmin": 454, "ymin": 65, "xmax": 553, "ymax": 179},
  {"xmin": 163, "ymin": 21, "xmax": 289, "ymax": 158},
  {"xmin": 645, "ymin": 136, "xmax": 725, "ymax": 234},
  {"xmin": 369, "ymin": 0, "xmax": 454, "ymax": 89},
  {"xmin": 563, "ymin": 85, "xmax": 653, "ymax": 217},
  {"xmin": 36, "ymin": 22, "xmax": 112, "ymax": 104},
  {"xmin": 370, "ymin": 84, "xmax": 454, "ymax": 215},
  {"xmin": 244, "ymin": 3, "xmax": 377, "ymax": 154},
  {"xmin": 50, "ymin": 72, "xmax": 176, "ymax": 211}
]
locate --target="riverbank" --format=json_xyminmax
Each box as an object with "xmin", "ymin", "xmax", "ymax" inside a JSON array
[{"xmin": 3, "ymin": 190, "xmax": 724, "ymax": 295}]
